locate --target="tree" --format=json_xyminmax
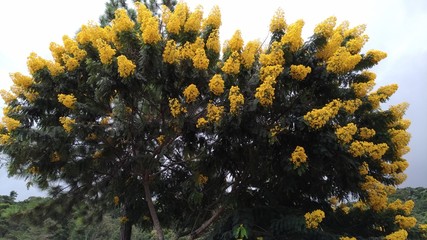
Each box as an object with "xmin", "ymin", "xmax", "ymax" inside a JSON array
[{"xmin": 0, "ymin": 1, "xmax": 418, "ymax": 239}]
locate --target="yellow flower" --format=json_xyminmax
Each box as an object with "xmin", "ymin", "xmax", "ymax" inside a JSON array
[
  {"xmin": 10, "ymin": 72, "xmax": 33, "ymax": 89},
  {"xmin": 229, "ymin": 86, "xmax": 244, "ymax": 114},
  {"xmin": 49, "ymin": 42, "xmax": 66, "ymax": 63},
  {"xmin": 335, "ymin": 123, "xmax": 357, "ymax": 144},
  {"xmin": 314, "ymin": 16, "xmax": 337, "ymax": 38},
  {"xmin": 241, "ymin": 40, "xmax": 260, "ymax": 69},
  {"xmin": 184, "ymin": 6, "xmax": 203, "ymax": 32},
  {"xmin": 114, "ymin": 196, "xmax": 120, "ymax": 206},
  {"xmin": 270, "ymin": 125, "xmax": 284, "ymax": 138},
  {"xmin": 395, "ymin": 215, "xmax": 417, "ymax": 229},
  {"xmin": 47, "ymin": 61, "xmax": 65, "ymax": 76},
  {"xmin": 209, "ymin": 74, "xmax": 225, "ymax": 96},
  {"xmin": 281, "ymin": 20, "xmax": 304, "ymax": 52},
  {"xmin": 2, "ymin": 116, "xmax": 21, "ymax": 132},
  {"xmin": 341, "ymin": 99, "xmax": 362, "ymax": 114},
  {"xmin": 203, "ymin": 6, "xmax": 221, "ymax": 29},
  {"xmin": 196, "ymin": 117, "xmax": 208, "ymax": 128},
  {"xmin": 304, "ymin": 209, "xmax": 325, "ymax": 229},
  {"xmin": 389, "ymin": 102, "xmax": 409, "ymax": 120},
  {"xmin": 27, "ymin": 52, "xmax": 47, "ymax": 74},
  {"xmin": 340, "ymin": 237, "xmax": 356, "ymax": 240},
  {"xmin": 303, "ymin": 99, "xmax": 341, "ymax": 129},
  {"xmin": 141, "ymin": 17, "xmax": 161, "ymax": 44},
  {"xmin": 228, "ymin": 30, "xmax": 244, "ymax": 52},
  {"xmin": 112, "ymin": 8, "xmax": 135, "ymax": 33},
  {"xmin": 289, "ymin": 64, "xmax": 311, "ymax": 80},
  {"xmin": 360, "ymin": 175, "xmax": 388, "ymax": 212},
  {"xmin": 269, "ymin": 8, "xmax": 287, "ymax": 33},
  {"xmin": 95, "ymin": 39, "xmax": 116, "ymax": 65},
  {"xmin": 58, "ymin": 94, "xmax": 77, "ymax": 109},
  {"xmin": 0, "ymin": 134, "xmax": 11, "ymax": 145},
  {"xmin": 222, "ymin": 51, "xmax": 241, "ymax": 75},
  {"xmin": 206, "ymin": 103, "xmax": 224, "ymax": 123},
  {"xmin": 346, "ymin": 35, "xmax": 369, "ymax": 54},
  {"xmin": 156, "ymin": 135, "xmax": 165, "ymax": 145},
  {"xmin": 183, "ymin": 84, "xmax": 200, "ymax": 103},
  {"xmin": 62, "ymin": 35, "xmax": 87, "ymax": 62},
  {"xmin": 197, "ymin": 174, "xmax": 208, "ymax": 185},
  {"xmin": 352, "ymin": 80, "xmax": 375, "ymax": 98},
  {"xmin": 169, "ymin": 98, "xmax": 186, "ymax": 117},
  {"xmin": 117, "ymin": 55, "xmax": 136, "ymax": 78},
  {"xmin": 163, "ymin": 40, "xmax": 179, "ymax": 64},
  {"xmin": 290, "ymin": 146, "xmax": 308, "ymax": 167},
  {"xmin": 359, "ymin": 127, "xmax": 376, "ymax": 139},
  {"xmin": 206, "ymin": 29, "xmax": 220, "ymax": 53},
  {"xmin": 192, "ymin": 48, "xmax": 209, "ymax": 70},
  {"xmin": 92, "ymin": 150, "xmax": 102, "ymax": 159},
  {"xmin": 166, "ymin": 2, "xmax": 188, "ymax": 34},
  {"xmin": 365, "ymin": 50, "xmax": 387, "ymax": 64},
  {"xmin": 316, "ymin": 31, "xmax": 344, "ymax": 60},
  {"xmin": 0, "ymin": 90, "xmax": 17, "ymax": 104},
  {"xmin": 326, "ymin": 47, "xmax": 362, "ymax": 74},
  {"xmin": 385, "ymin": 229, "xmax": 408, "ymax": 240},
  {"xmin": 51, "ymin": 151, "xmax": 61, "ymax": 162},
  {"xmin": 59, "ymin": 116, "xmax": 76, "ymax": 133},
  {"xmin": 255, "ymin": 82, "xmax": 275, "ymax": 107},
  {"xmin": 259, "ymin": 42, "xmax": 284, "ymax": 66}
]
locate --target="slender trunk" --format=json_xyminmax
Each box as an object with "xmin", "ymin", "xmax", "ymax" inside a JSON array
[
  {"xmin": 143, "ymin": 173, "xmax": 165, "ymax": 240},
  {"xmin": 120, "ymin": 220, "xmax": 132, "ymax": 240}
]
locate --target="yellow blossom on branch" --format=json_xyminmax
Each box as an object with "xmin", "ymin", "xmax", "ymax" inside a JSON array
[
  {"xmin": 95, "ymin": 39, "xmax": 116, "ymax": 65},
  {"xmin": 385, "ymin": 229, "xmax": 408, "ymax": 240},
  {"xmin": 168, "ymin": 98, "xmax": 186, "ymax": 117},
  {"xmin": 360, "ymin": 175, "xmax": 388, "ymax": 211},
  {"xmin": 27, "ymin": 52, "xmax": 47, "ymax": 74},
  {"xmin": 255, "ymin": 81, "xmax": 275, "ymax": 107},
  {"xmin": 117, "ymin": 55, "xmax": 136, "ymax": 78},
  {"xmin": 241, "ymin": 40, "xmax": 260, "ymax": 69},
  {"xmin": 222, "ymin": 51, "xmax": 241, "ymax": 74},
  {"xmin": 326, "ymin": 47, "xmax": 362, "ymax": 74},
  {"xmin": 183, "ymin": 84, "xmax": 200, "ymax": 103},
  {"xmin": 289, "ymin": 64, "xmax": 311, "ymax": 80},
  {"xmin": 303, "ymin": 99, "xmax": 342, "ymax": 129},
  {"xmin": 290, "ymin": 146, "xmax": 307, "ymax": 167},
  {"xmin": 228, "ymin": 86, "xmax": 244, "ymax": 114},
  {"xmin": 304, "ymin": 209, "xmax": 325, "ymax": 229},
  {"xmin": 340, "ymin": 237, "xmax": 356, "ymax": 240},
  {"xmin": 269, "ymin": 8, "xmax": 287, "ymax": 33},
  {"xmin": 184, "ymin": 6, "xmax": 203, "ymax": 32},
  {"xmin": 192, "ymin": 48, "xmax": 209, "ymax": 70},
  {"xmin": 196, "ymin": 117, "xmax": 208, "ymax": 128},
  {"xmin": 203, "ymin": 6, "xmax": 221, "ymax": 29},
  {"xmin": 281, "ymin": 19, "xmax": 304, "ymax": 52},
  {"xmin": 112, "ymin": 9, "xmax": 135, "ymax": 33},
  {"xmin": 359, "ymin": 127, "xmax": 376, "ymax": 139},
  {"xmin": 10, "ymin": 72, "xmax": 33, "ymax": 89},
  {"xmin": 314, "ymin": 16, "xmax": 337, "ymax": 38},
  {"xmin": 395, "ymin": 215, "xmax": 417, "ymax": 229},
  {"xmin": 335, "ymin": 123, "xmax": 357, "ymax": 144},
  {"xmin": 228, "ymin": 30, "xmax": 244, "ymax": 52},
  {"xmin": 206, "ymin": 29, "xmax": 220, "ymax": 53},
  {"xmin": 341, "ymin": 99, "xmax": 362, "ymax": 114},
  {"xmin": 58, "ymin": 94, "xmax": 77, "ymax": 109},
  {"xmin": 2, "ymin": 116, "xmax": 21, "ymax": 132},
  {"xmin": 59, "ymin": 116, "xmax": 75, "ymax": 133},
  {"xmin": 163, "ymin": 40, "xmax": 179, "ymax": 64},
  {"xmin": 114, "ymin": 196, "xmax": 120, "ymax": 206},
  {"xmin": 206, "ymin": 103, "xmax": 224, "ymax": 123},
  {"xmin": 209, "ymin": 74, "xmax": 225, "ymax": 96},
  {"xmin": 365, "ymin": 50, "xmax": 387, "ymax": 64}
]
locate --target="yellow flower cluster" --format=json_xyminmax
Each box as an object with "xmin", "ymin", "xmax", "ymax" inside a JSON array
[
  {"xmin": 196, "ymin": 117, "xmax": 208, "ymax": 128},
  {"xmin": 385, "ymin": 229, "xmax": 408, "ymax": 240},
  {"xmin": 395, "ymin": 215, "xmax": 417, "ymax": 229},
  {"xmin": 112, "ymin": 9, "xmax": 135, "ymax": 33},
  {"xmin": 303, "ymin": 99, "xmax": 341, "ymax": 129},
  {"xmin": 165, "ymin": 2, "xmax": 188, "ymax": 34},
  {"xmin": 192, "ymin": 48, "xmax": 209, "ymax": 70},
  {"xmin": 114, "ymin": 196, "xmax": 120, "ymax": 206},
  {"xmin": 259, "ymin": 42, "xmax": 285, "ymax": 66},
  {"xmin": 269, "ymin": 8, "xmax": 287, "ymax": 33},
  {"xmin": 290, "ymin": 146, "xmax": 307, "ymax": 167},
  {"xmin": 289, "ymin": 64, "xmax": 311, "ymax": 80},
  {"xmin": 10, "ymin": 72, "xmax": 33, "ymax": 89},
  {"xmin": 346, "ymin": 35, "xmax": 369, "ymax": 54},
  {"xmin": 168, "ymin": 98, "xmax": 186, "ymax": 117},
  {"xmin": 135, "ymin": 3, "xmax": 161, "ymax": 44},
  {"xmin": 209, "ymin": 74, "xmax": 225, "ymax": 95},
  {"xmin": 183, "ymin": 84, "xmax": 200, "ymax": 103},
  {"xmin": 255, "ymin": 81, "xmax": 275, "ymax": 107},
  {"xmin": 260, "ymin": 65, "xmax": 283, "ymax": 83},
  {"xmin": 359, "ymin": 127, "xmax": 376, "ymax": 139},
  {"xmin": 381, "ymin": 160, "xmax": 409, "ymax": 175},
  {"xmin": 314, "ymin": 16, "xmax": 337, "ymax": 38},
  {"xmin": 340, "ymin": 237, "xmax": 357, "ymax": 240},
  {"xmin": 62, "ymin": 35, "xmax": 87, "ymax": 71},
  {"xmin": 58, "ymin": 94, "xmax": 77, "ymax": 109},
  {"xmin": 163, "ymin": 40, "xmax": 179, "ymax": 64},
  {"xmin": 348, "ymin": 141, "xmax": 389, "ymax": 160},
  {"xmin": 316, "ymin": 31, "xmax": 343, "ymax": 60},
  {"xmin": 270, "ymin": 125, "xmax": 284, "ymax": 138},
  {"xmin": 388, "ymin": 199, "xmax": 414, "ymax": 215},
  {"xmin": 27, "ymin": 52, "xmax": 48, "ymax": 74},
  {"xmin": 389, "ymin": 102, "xmax": 409, "ymax": 120},
  {"xmin": 326, "ymin": 47, "xmax": 362, "ymax": 74},
  {"xmin": 184, "ymin": 6, "xmax": 203, "ymax": 32},
  {"xmin": 222, "ymin": 51, "xmax": 241, "ymax": 74},
  {"xmin": 203, "ymin": 6, "xmax": 221, "ymax": 29},
  {"xmin": 156, "ymin": 135, "xmax": 165, "ymax": 145},
  {"xmin": 353, "ymin": 80, "xmax": 375, "ymax": 98},
  {"xmin": 304, "ymin": 209, "xmax": 325, "ymax": 229},
  {"xmin": 95, "ymin": 39, "xmax": 116, "ymax": 64},
  {"xmin": 2, "ymin": 116, "xmax": 20, "ymax": 132},
  {"xmin": 360, "ymin": 175, "xmax": 388, "ymax": 211},
  {"xmin": 241, "ymin": 40, "xmax": 260, "ymax": 69},
  {"xmin": 228, "ymin": 30, "xmax": 244, "ymax": 52},
  {"xmin": 335, "ymin": 123, "xmax": 357, "ymax": 144},
  {"xmin": 281, "ymin": 20, "xmax": 304, "ymax": 52},
  {"xmin": 206, "ymin": 29, "xmax": 220, "ymax": 53},
  {"xmin": 206, "ymin": 103, "xmax": 224, "ymax": 123},
  {"xmin": 92, "ymin": 150, "xmax": 103, "ymax": 159},
  {"xmin": 0, "ymin": 133, "xmax": 11, "ymax": 145},
  {"xmin": 197, "ymin": 174, "xmax": 208, "ymax": 185},
  {"xmin": 388, "ymin": 129, "xmax": 411, "ymax": 156},
  {"xmin": 229, "ymin": 86, "xmax": 244, "ymax": 114},
  {"xmin": 365, "ymin": 50, "xmax": 387, "ymax": 64},
  {"xmin": 117, "ymin": 55, "xmax": 136, "ymax": 78},
  {"xmin": 59, "ymin": 116, "xmax": 75, "ymax": 133},
  {"xmin": 359, "ymin": 162, "xmax": 369, "ymax": 175},
  {"xmin": 341, "ymin": 99, "xmax": 362, "ymax": 114},
  {"xmin": 0, "ymin": 90, "xmax": 17, "ymax": 104}
]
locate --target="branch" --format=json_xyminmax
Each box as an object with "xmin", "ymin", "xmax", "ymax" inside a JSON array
[{"xmin": 187, "ymin": 206, "xmax": 225, "ymax": 240}]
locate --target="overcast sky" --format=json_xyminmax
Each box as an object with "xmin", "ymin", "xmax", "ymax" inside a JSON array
[{"xmin": 1, "ymin": 0, "xmax": 426, "ymax": 200}]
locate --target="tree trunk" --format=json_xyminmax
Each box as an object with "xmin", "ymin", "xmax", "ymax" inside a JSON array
[
  {"xmin": 120, "ymin": 220, "xmax": 132, "ymax": 240},
  {"xmin": 144, "ymin": 173, "xmax": 165, "ymax": 240}
]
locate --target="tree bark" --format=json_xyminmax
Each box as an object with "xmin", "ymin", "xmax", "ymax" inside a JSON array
[
  {"xmin": 189, "ymin": 206, "xmax": 225, "ymax": 240},
  {"xmin": 144, "ymin": 173, "xmax": 165, "ymax": 240},
  {"xmin": 120, "ymin": 220, "xmax": 132, "ymax": 240}
]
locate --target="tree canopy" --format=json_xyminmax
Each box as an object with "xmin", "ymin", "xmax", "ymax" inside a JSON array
[{"xmin": 0, "ymin": 0, "xmax": 419, "ymax": 239}]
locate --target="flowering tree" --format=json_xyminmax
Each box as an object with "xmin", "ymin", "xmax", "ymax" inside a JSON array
[{"xmin": 0, "ymin": 0, "xmax": 419, "ymax": 239}]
